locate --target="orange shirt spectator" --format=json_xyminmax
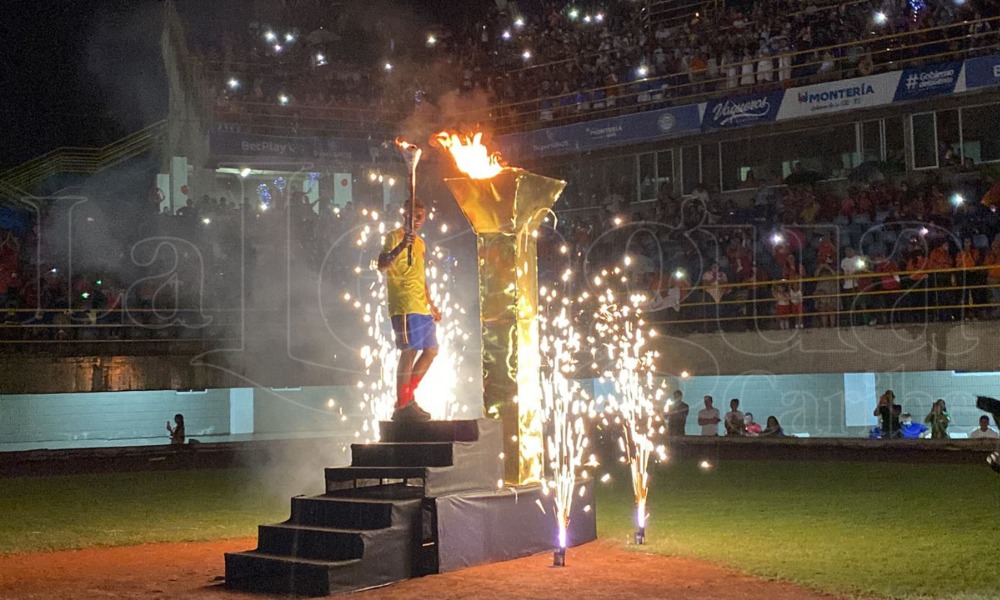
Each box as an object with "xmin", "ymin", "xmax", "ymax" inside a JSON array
[
  {"xmin": 927, "ymin": 244, "xmax": 953, "ymax": 271},
  {"xmin": 985, "ymin": 242, "xmax": 1000, "ymax": 281},
  {"xmin": 956, "ymin": 246, "xmax": 981, "ymax": 270},
  {"xmin": 907, "ymin": 255, "xmax": 928, "ymax": 281}
]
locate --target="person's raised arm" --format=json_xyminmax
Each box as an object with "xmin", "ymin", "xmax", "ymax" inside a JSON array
[{"xmin": 378, "ymin": 231, "xmax": 414, "ymax": 272}]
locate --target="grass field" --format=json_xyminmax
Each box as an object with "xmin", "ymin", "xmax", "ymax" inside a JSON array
[{"xmin": 2, "ymin": 460, "xmax": 999, "ymax": 599}]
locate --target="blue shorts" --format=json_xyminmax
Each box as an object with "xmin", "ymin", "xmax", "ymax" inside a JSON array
[{"xmin": 391, "ymin": 314, "xmax": 438, "ymax": 351}]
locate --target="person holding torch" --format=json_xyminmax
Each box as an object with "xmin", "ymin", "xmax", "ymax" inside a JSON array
[{"xmin": 378, "ymin": 198, "xmax": 441, "ymax": 422}]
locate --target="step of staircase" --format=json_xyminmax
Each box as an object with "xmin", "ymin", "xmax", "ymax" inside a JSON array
[
  {"xmin": 350, "ymin": 442, "xmax": 456, "ymax": 467},
  {"xmin": 225, "ymin": 552, "xmax": 361, "ymax": 596},
  {"xmin": 379, "ymin": 419, "xmax": 482, "ymax": 443},
  {"xmin": 226, "ymin": 496, "xmax": 422, "ymax": 596},
  {"xmin": 290, "ymin": 495, "xmax": 397, "ymax": 529},
  {"xmin": 327, "ymin": 420, "xmax": 503, "ymax": 496}
]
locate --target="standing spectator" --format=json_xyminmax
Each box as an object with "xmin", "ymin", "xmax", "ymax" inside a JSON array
[
  {"xmin": 784, "ymin": 254, "xmax": 805, "ymax": 329},
  {"xmin": 970, "ymin": 415, "xmax": 999, "ymax": 439},
  {"xmin": 664, "ymin": 389, "xmax": 690, "ymax": 437},
  {"xmin": 698, "ymin": 395, "xmax": 721, "ymax": 436},
  {"xmin": 840, "ymin": 247, "xmax": 864, "ymax": 325},
  {"xmin": 874, "ymin": 390, "xmax": 902, "ymax": 439},
  {"xmin": 925, "ymin": 399, "xmax": 951, "ymax": 439},
  {"xmin": 744, "ymin": 413, "xmax": 763, "ymax": 436},
  {"xmin": 926, "ymin": 240, "xmax": 955, "ymax": 321},
  {"xmin": 724, "ymin": 398, "xmax": 746, "ymax": 436},
  {"xmin": 701, "ymin": 262, "xmax": 729, "ymax": 328},
  {"xmin": 873, "ymin": 253, "xmax": 902, "ymax": 324},
  {"xmin": 983, "ymin": 239, "xmax": 1000, "ymax": 317},
  {"xmin": 904, "ymin": 249, "xmax": 929, "ymax": 321},
  {"xmin": 813, "ymin": 257, "xmax": 838, "ymax": 328},
  {"xmin": 773, "ymin": 281, "xmax": 792, "ymax": 330},
  {"xmin": 956, "ymin": 237, "xmax": 983, "ymax": 317}
]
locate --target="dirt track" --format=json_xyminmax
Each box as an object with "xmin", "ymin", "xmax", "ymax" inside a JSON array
[{"xmin": 0, "ymin": 538, "xmax": 837, "ymax": 600}]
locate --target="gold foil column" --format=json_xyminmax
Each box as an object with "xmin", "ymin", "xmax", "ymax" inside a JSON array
[{"xmin": 444, "ymin": 169, "xmax": 566, "ymax": 485}]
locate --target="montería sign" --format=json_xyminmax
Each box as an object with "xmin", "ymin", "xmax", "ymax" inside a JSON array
[
  {"xmin": 496, "ymin": 103, "xmax": 702, "ymax": 160},
  {"xmin": 209, "ymin": 129, "xmax": 372, "ymax": 162},
  {"xmin": 776, "ymin": 72, "xmax": 899, "ymax": 120},
  {"xmin": 894, "ymin": 62, "xmax": 962, "ymax": 101},
  {"xmin": 702, "ymin": 90, "xmax": 783, "ymax": 129}
]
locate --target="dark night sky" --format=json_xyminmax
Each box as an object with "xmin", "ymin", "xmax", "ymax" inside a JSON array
[
  {"xmin": 0, "ymin": 0, "xmax": 502, "ymax": 170},
  {"xmin": 1, "ymin": 0, "xmax": 166, "ymax": 169}
]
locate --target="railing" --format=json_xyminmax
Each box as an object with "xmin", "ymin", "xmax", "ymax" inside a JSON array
[
  {"xmin": 2, "ymin": 263, "xmax": 1000, "ymax": 345},
  {"xmin": 205, "ymin": 15, "xmax": 999, "ymax": 139},
  {"xmin": 487, "ymin": 15, "xmax": 1000, "ymax": 134},
  {"xmin": 645, "ymin": 0, "xmax": 716, "ymax": 30},
  {"xmin": 0, "ymin": 121, "xmax": 166, "ymax": 199},
  {"xmin": 630, "ymin": 262, "xmax": 1000, "ymax": 332},
  {"xmin": 211, "ymin": 103, "xmax": 403, "ymax": 139}
]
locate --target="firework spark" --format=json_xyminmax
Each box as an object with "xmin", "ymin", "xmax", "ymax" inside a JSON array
[
  {"xmin": 594, "ymin": 286, "xmax": 666, "ymax": 544},
  {"xmin": 538, "ymin": 286, "xmax": 595, "ymax": 565}
]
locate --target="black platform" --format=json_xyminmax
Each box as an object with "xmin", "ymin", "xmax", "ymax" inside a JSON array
[{"xmin": 225, "ymin": 418, "xmax": 598, "ymax": 596}]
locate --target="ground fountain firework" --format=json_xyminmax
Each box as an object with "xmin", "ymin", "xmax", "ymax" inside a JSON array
[
  {"xmin": 593, "ymin": 287, "xmax": 666, "ymax": 544},
  {"xmin": 537, "ymin": 285, "xmax": 598, "ymax": 566}
]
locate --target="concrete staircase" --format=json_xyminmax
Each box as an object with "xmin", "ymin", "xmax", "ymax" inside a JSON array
[{"xmin": 225, "ymin": 419, "xmax": 503, "ymax": 595}]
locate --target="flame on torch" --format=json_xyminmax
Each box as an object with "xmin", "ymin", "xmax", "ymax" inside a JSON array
[{"xmin": 432, "ymin": 131, "xmax": 505, "ymax": 179}]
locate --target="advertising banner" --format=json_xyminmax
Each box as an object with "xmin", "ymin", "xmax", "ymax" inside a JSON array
[
  {"xmin": 776, "ymin": 72, "xmax": 900, "ymax": 120},
  {"xmin": 209, "ymin": 129, "xmax": 371, "ymax": 162},
  {"xmin": 702, "ymin": 90, "xmax": 784, "ymax": 130},
  {"xmin": 962, "ymin": 54, "xmax": 1000, "ymax": 90},
  {"xmin": 894, "ymin": 61, "xmax": 962, "ymax": 101},
  {"xmin": 496, "ymin": 103, "xmax": 703, "ymax": 161}
]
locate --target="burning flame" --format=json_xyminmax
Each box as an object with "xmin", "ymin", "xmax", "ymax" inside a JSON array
[{"xmin": 432, "ymin": 131, "xmax": 505, "ymax": 179}]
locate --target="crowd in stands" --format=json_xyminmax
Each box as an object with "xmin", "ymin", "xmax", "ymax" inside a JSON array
[
  {"xmin": 0, "ymin": 187, "xmax": 376, "ymax": 342},
  {"xmin": 4, "ymin": 164, "xmax": 1000, "ymax": 342},
  {"xmin": 540, "ymin": 168, "xmax": 1000, "ymax": 331},
  {"xmin": 194, "ymin": 0, "xmax": 999, "ymax": 134}
]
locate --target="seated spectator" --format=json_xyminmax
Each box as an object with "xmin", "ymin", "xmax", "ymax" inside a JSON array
[
  {"xmin": 760, "ymin": 416, "xmax": 785, "ymax": 437},
  {"xmin": 900, "ymin": 413, "xmax": 929, "ymax": 439},
  {"xmin": 744, "ymin": 412, "xmax": 763, "ymax": 436},
  {"xmin": 970, "ymin": 415, "xmax": 999, "ymax": 439}
]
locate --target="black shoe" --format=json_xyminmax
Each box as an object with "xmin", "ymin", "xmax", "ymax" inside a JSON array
[{"xmin": 392, "ymin": 402, "xmax": 432, "ymax": 422}]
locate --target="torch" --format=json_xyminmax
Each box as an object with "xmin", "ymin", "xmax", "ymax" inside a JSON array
[
  {"xmin": 432, "ymin": 131, "xmax": 566, "ymax": 486},
  {"xmin": 395, "ymin": 140, "xmax": 422, "ymax": 266}
]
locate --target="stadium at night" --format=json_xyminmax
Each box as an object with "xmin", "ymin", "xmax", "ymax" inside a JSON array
[{"xmin": 1, "ymin": 1, "xmax": 999, "ymax": 598}]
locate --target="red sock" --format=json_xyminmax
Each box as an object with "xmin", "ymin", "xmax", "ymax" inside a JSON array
[
  {"xmin": 410, "ymin": 373, "xmax": 424, "ymax": 392},
  {"xmin": 396, "ymin": 383, "xmax": 414, "ymax": 409}
]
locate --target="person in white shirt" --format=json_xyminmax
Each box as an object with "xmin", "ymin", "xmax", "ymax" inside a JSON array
[
  {"xmin": 840, "ymin": 246, "xmax": 867, "ymax": 325},
  {"xmin": 698, "ymin": 396, "xmax": 721, "ymax": 436},
  {"xmin": 724, "ymin": 398, "xmax": 746, "ymax": 436},
  {"xmin": 970, "ymin": 415, "xmax": 1000, "ymax": 439}
]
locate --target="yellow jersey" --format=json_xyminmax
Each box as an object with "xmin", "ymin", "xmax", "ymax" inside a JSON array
[{"xmin": 383, "ymin": 228, "xmax": 431, "ymax": 317}]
